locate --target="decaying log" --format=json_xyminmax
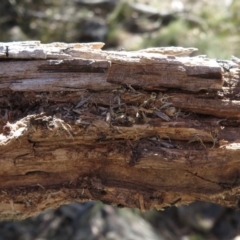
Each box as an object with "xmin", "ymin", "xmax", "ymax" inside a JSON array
[{"xmin": 0, "ymin": 41, "xmax": 240, "ymax": 220}]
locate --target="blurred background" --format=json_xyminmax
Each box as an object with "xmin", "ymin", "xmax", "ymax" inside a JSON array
[
  {"xmin": 1, "ymin": 0, "xmax": 240, "ymax": 58},
  {"xmin": 1, "ymin": 0, "xmax": 240, "ymax": 239}
]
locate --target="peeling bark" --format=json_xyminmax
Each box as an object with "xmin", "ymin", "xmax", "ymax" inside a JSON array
[{"xmin": 0, "ymin": 41, "xmax": 240, "ymax": 220}]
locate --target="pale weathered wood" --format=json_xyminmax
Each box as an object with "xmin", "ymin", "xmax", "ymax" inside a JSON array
[
  {"xmin": 0, "ymin": 59, "xmax": 114, "ymax": 91},
  {"xmin": 0, "ymin": 41, "xmax": 240, "ymax": 220},
  {"xmin": 0, "ymin": 42, "xmax": 223, "ymax": 92}
]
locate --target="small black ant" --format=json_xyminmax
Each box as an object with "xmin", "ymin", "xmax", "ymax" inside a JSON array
[{"xmin": 5, "ymin": 46, "xmax": 9, "ymax": 57}]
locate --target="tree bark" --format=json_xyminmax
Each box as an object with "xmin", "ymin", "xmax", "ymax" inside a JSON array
[{"xmin": 0, "ymin": 41, "xmax": 240, "ymax": 220}]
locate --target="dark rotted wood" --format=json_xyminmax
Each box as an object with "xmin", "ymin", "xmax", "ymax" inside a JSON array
[{"xmin": 0, "ymin": 41, "xmax": 240, "ymax": 220}]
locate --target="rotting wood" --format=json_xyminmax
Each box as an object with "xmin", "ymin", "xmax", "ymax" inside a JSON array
[{"xmin": 0, "ymin": 41, "xmax": 240, "ymax": 220}]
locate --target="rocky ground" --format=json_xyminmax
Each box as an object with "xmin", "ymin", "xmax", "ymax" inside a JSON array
[{"xmin": 0, "ymin": 201, "xmax": 240, "ymax": 240}]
